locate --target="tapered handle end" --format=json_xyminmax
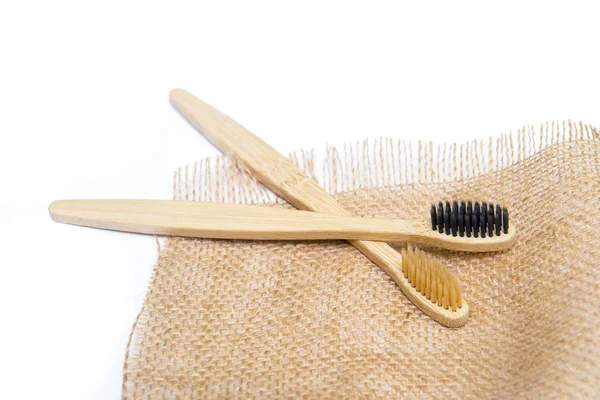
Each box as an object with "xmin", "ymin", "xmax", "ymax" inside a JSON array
[
  {"xmin": 48, "ymin": 200, "xmax": 64, "ymax": 221},
  {"xmin": 169, "ymin": 88, "xmax": 191, "ymax": 108}
]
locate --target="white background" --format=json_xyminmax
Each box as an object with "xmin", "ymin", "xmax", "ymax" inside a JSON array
[{"xmin": 1, "ymin": 1, "xmax": 598, "ymax": 399}]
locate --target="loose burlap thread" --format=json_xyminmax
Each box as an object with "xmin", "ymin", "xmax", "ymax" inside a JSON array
[{"xmin": 123, "ymin": 122, "xmax": 600, "ymax": 399}]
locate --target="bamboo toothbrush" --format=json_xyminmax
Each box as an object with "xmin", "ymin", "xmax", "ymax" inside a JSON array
[
  {"xmin": 168, "ymin": 88, "xmax": 471, "ymax": 327},
  {"xmin": 49, "ymin": 199, "xmax": 515, "ymax": 252}
]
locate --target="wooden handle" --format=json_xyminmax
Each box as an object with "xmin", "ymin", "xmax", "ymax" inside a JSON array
[
  {"xmin": 170, "ymin": 89, "xmax": 469, "ymax": 327},
  {"xmin": 49, "ymin": 199, "xmax": 422, "ymax": 241},
  {"xmin": 170, "ymin": 89, "xmax": 314, "ymax": 210}
]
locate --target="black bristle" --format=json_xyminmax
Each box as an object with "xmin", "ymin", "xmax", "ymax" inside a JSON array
[
  {"xmin": 450, "ymin": 201, "xmax": 458, "ymax": 237},
  {"xmin": 430, "ymin": 204, "xmax": 437, "ymax": 231},
  {"xmin": 480, "ymin": 202, "xmax": 487, "ymax": 238},
  {"xmin": 473, "ymin": 202, "xmax": 480, "ymax": 238},
  {"xmin": 495, "ymin": 205, "xmax": 501, "ymax": 236},
  {"xmin": 438, "ymin": 202, "xmax": 444, "ymax": 233},
  {"xmin": 444, "ymin": 201, "xmax": 451, "ymax": 235},
  {"xmin": 465, "ymin": 201, "xmax": 472, "ymax": 237},
  {"xmin": 430, "ymin": 200, "xmax": 509, "ymax": 237},
  {"xmin": 458, "ymin": 201, "xmax": 465, "ymax": 237},
  {"xmin": 487, "ymin": 203, "xmax": 494, "ymax": 237}
]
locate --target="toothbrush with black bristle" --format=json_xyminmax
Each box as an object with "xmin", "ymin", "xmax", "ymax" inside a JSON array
[{"xmin": 50, "ymin": 199, "xmax": 515, "ymax": 253}]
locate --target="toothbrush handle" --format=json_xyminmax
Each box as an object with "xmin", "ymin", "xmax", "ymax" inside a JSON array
[
  {"xmin": 169, "ymin": 88, "xmax": 329, "ymax": 211},
  {"xmin": 49, "ymin": 199, "xmax": 422, "ymax": 241}
]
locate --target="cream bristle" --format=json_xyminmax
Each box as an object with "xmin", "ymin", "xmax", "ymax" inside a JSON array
[{"xmin": 400, "ymin": 245, "xmax": 463, "ymax": 311}]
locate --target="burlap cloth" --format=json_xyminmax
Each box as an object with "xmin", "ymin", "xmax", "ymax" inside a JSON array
[{"xmin": 123, "ymin": 122, "xmax": 600, "ymax": 399}]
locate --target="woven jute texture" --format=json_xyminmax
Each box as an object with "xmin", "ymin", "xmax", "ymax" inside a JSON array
[{"xmin": 123, "ymin": 122, "xmax": 600, "ymax": 399}]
